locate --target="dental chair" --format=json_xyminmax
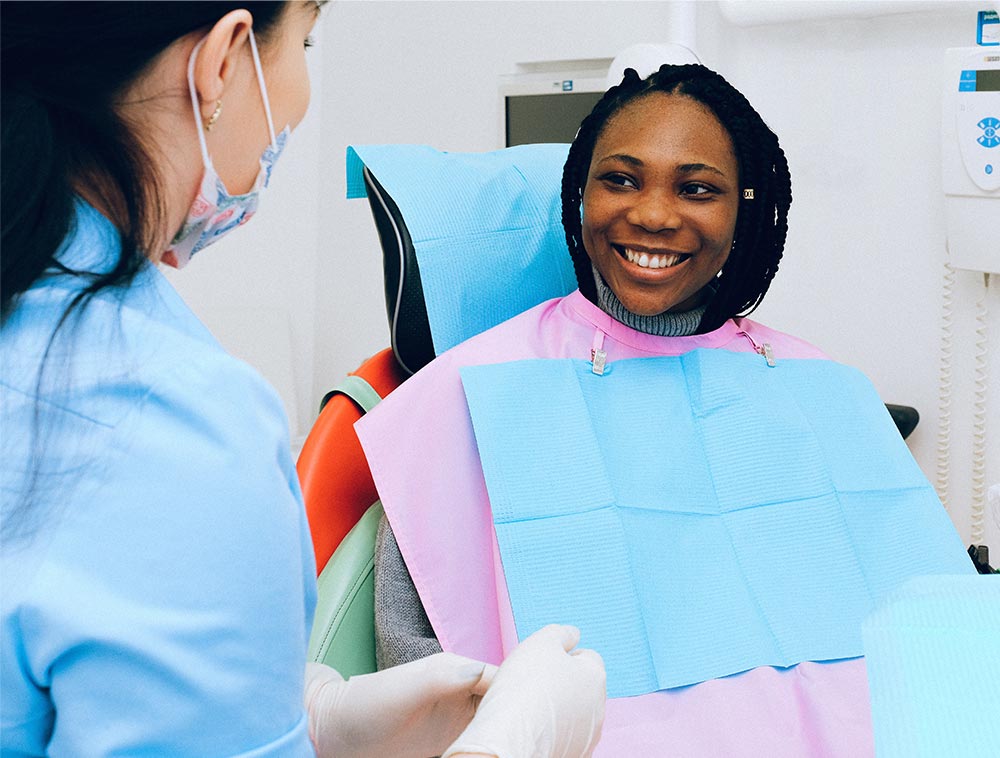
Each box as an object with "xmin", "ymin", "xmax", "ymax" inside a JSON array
[
  {"xmin": 299, "ymin": 143, "xmax": 922, "ymax": 677},
  {"xmin": 300, "ymin": 144, "xmax": 574, "ymax": 674},
  {"xmin": 297, "ymin": 180, "xmax": 432, "ymax": 674},
  {"xmin": 297, "ymin": 347, "xmax": 405, "ymax": 677}
]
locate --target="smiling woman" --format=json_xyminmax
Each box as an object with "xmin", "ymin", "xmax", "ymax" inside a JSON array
[
  {"xmin": 581, "ymin": 92, "xmax": 740, "ymax": 316},
  {"xmin": 363, "ymin": 61, "xmax": 970, "ymax": 757}
]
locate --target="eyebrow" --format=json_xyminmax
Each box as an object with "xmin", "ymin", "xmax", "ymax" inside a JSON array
[
  {"xmin": 677, "ymin": 162, "xmax": 727, "ymax": 177},
  {"xmin": 596, "ymin": 154, "xmax": 728, "ymax": 178},
  {"xmin": 597, "ymin": 153, "xmax": 643, "ymax": 168},
  {"xmin": 311, "ymin": 0, "xmax": 328, "ymax": 17}
]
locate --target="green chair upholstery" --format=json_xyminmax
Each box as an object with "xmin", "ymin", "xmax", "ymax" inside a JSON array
[{"xmin": 307, "ymin": 500, "xmax": 384, "ymax": 678}]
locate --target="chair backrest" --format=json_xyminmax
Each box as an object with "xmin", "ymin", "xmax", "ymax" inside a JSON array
[
  {"xmin": 297, "ymin": 347, "xmax": 407, "ymax": 573},
  {"xmin": 363, "ymin": 167, "xmax": 435, "ymax": 376}
]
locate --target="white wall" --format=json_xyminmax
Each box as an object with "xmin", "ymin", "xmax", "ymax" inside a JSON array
[
  {"xmin": 171, "ymin": 0, "xmax": 999, "ymax": 550},
  {"xmin": 696, "ymin": 0, "xmax": 999, "ymax": 548}
]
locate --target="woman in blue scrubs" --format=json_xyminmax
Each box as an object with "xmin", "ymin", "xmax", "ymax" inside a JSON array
[{"xmin": 0, "ymin": 3, "xmax": 604, "ymax": 756}]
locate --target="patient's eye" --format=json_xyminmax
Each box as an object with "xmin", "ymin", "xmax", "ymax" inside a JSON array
[
  {"xmin": 680, "ymin": 182, "xmax": 718, "ymax": 198},
  {"xmin": 599, "ymin": 173, "xmax": 638, "ymax": 189}
]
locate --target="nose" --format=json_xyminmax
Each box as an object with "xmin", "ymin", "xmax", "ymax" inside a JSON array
[{"xmin": 626, "ymin": 189, "xmax": 681, "ymax": 233}]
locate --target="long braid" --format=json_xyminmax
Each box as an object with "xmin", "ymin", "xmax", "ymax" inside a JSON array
[
  {"xmin": 561, "ymin": 68, "xmax": 646, "ymax": 303},
  {"xmin": 560, "ymin": 135, "xmax": 596, "ymax": 301},
  {"xmin": 560, "ymin": 63, "xmax": 793, "ymax": 333}
]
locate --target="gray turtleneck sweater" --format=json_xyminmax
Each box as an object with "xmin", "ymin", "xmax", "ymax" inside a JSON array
[
  {"xmin": 373, "ymin": 276, "xmax": 709, "ymax": 670},
  {"xmin": 592, "ymin": 265, "xmax": 709, "ymax": 337}
]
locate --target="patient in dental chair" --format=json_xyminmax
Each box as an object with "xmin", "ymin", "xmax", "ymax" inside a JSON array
[{"xmin": 357, "ymin": 63, "xmax": 973, "ymax": 756}]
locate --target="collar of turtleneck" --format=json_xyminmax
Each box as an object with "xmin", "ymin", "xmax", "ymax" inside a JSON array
[{"xmin": 592, "ymin": 265, "xmax": 708, "ymax": 338}]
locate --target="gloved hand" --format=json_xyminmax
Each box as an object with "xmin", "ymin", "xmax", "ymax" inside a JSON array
[
  {"xmin": 304, "ymin": 652, "xmax": 497, "ymax": 758},
  {"xmin": 442, "ymin": 624, "xmax": 606, "ymax": 758}
]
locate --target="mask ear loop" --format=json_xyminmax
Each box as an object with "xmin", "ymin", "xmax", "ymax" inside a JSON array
[
  {"xmin": 247, "ymin": 28, "xmax": 279, "ymax": 148},
  {"xmin": 187, "ymin": 37, "xmax": 214, "ymax": 169}
]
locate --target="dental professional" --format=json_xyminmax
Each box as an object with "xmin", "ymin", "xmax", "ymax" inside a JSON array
[{"xmin": 0, "ymin": 2, "xmax": 605, "ymax": 756}]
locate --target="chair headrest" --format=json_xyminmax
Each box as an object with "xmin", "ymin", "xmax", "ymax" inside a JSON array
[{"xmin": 346, "ymin": 144, "xmax": 576, "ymax": 374}]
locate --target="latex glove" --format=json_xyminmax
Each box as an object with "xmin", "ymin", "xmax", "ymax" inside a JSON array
[
  {"xmin": 442, "ymin": 624, "xmax": 606, "ymax": 758},
  {"xmin": 305, "ymin": 652, "xmax": 496, "ymax": 758}
]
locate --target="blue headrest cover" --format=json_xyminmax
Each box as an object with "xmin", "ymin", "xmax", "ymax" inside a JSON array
[{"xmin": 346, "ymin": 144, "xmax": 577, "ymax": 366}]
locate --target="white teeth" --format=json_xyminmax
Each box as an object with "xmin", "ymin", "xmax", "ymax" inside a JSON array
[{"xmin": 623, "ymin": 248, "xmax": 684, "ymax": 269}]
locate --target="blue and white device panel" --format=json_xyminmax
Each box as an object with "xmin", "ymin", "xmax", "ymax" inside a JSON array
[
  {"xmin": 943, "ymin": 47, "xmax": 1000, "ymax": 273},
  {"xmin": 948, "ymin": 48, "xmax": 1000, "ymax": 191}
]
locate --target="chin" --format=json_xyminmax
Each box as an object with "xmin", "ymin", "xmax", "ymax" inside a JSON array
[{"xmin": 620, "ymin": 293, "xmax": 687, "ymax": 317}]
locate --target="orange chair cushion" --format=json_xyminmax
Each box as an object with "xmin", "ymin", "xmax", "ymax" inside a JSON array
[{"xmin": 297, "ymin": 348, "xmax": 408, "ymax": 574}]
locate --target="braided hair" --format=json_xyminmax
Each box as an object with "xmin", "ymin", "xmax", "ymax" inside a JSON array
[{"xmin": 561, "ymin": 64, "xmax": 792, "ymax": 333}]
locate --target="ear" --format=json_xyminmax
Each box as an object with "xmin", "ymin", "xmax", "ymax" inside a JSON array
[{"xmin": 191, "ymin": 9, "xmax": 254, "ymax": 116}]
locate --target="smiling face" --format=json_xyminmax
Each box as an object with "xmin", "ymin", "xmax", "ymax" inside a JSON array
[{"xmin": 581, "ymin": 92, "xmax": 740, "ymax": 316}]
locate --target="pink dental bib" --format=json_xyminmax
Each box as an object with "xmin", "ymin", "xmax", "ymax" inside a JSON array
[{"xmin": 357, "ymin": 290, "xmax": 878, "ymax": 755}]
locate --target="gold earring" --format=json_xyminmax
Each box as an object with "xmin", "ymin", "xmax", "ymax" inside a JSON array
[{"xmin": 204, "ymin": 99, "xmax": 223, "ymax": 132}]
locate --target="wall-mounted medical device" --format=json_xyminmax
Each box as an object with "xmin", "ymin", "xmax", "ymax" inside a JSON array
[
  {"xmin": 942, "ymin": 46, "xmax": 1000, "ymax": 273},
  {"xmin": 500, "ymin": 44, "xmax": 702, "ymax": 149},
  {"xmin": 499, "ymin": 60, "xmax": 609, "ymax": 147}
]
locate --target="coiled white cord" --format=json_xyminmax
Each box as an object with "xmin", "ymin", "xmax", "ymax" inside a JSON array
[
  {"xmin": 935, "ymin": 262, "xmax": 955, "ymax": 513},
  {"xmin": 969, "ymin": 272, "xmax": 990, "ymax": 545}
]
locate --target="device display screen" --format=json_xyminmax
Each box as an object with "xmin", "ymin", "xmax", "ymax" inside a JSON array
[
  {"xmin": 505, "ymin": 92, "xmax": 604, "ymax": 147},
  {"xmin": 976, "ymin": 69, "xmax": 1000, "ymax": 91}
]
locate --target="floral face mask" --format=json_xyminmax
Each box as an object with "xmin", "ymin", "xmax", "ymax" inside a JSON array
[{"xmin": 163, "ymin": 28, "xmax": 290, "ymax": 269}]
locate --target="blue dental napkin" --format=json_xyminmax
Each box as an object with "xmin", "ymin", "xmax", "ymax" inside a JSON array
[
  {"xmin": 862, "ymin": 575, "xmax": 1000, "ymax": 757},
  {"xmin": 460, "ymin": 350, "xmax": 973, "ymax": 698},
  {"xmin": 346, "ymin": 144, "xmax": 576, "ymax": 355}
]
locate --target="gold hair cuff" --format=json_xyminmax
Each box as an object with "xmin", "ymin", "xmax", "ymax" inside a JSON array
[{"xmin": 742, "ymin": 189, "xmax": 755, "ymax": 200}]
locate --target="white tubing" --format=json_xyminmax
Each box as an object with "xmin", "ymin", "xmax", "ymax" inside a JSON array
[
  {"xmin": 969, "ymin": 273, "xmax": 990, "ymax": 544},
  {"xmin": 935, "ymin": 262, "xmax": 955, "ymax": 513}
]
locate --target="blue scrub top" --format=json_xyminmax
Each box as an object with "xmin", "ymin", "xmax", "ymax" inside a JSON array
[{"xmin": 1, "ymin": 201, "xmax": 317, "ymax": 756}]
